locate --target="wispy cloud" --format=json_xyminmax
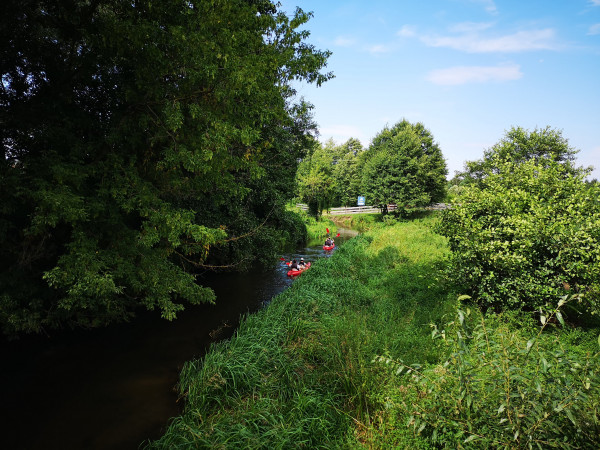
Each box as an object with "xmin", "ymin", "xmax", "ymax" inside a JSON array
[
  {"xmin": 590, "ymin": 0, "xmax": 600, "ymax": 6},
  {"xmin": 398, "ymin": 25, "xmax": 417, "ymax": 37},
  {"xmin": 588, "ymin": 23, "xmax": 600, "ymax": 35},
  {"xmin": 421, "ymin": 28, "xmax": 559, "ymax": 53},
  {"xmin": 469, "ymin": 0, "xmax": 498, "ymax": 15},
  {"xmin": 366, "ymin": 44, "xmax": 390, "ymax": 54},
  {"xmin": 334, "ymin": 36, "xmax": 356, "ymax": 47},
  {"xmin": 427, "ymin": 64, "xmax": 523, "ymax": 85}
]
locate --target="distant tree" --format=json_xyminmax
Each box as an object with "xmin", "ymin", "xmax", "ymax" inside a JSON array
[
  {"xmin": 331, "ymin": 138, "xmax": 364, "ymax": 207},
  {"xmin": 361, "ymin": 120, "xmax": 447, "ymax": 213},
  {"xmin": 453, "ymin": 126, "xmax": 582, "ymax": 185},
  {"xmin": 0, "ymin": 0, "xmax": 332, "ymax": 335},
  {"xmin": 296, "ymin": 140, "xmax": 337, "ymax": 219}
]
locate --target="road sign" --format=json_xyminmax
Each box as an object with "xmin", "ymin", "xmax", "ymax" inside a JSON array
[{"xmin": 357, "ymin": 196, "xmax": 365, "ymax": 206}]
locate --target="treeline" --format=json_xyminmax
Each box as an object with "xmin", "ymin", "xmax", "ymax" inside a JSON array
[
  {"xmin": 0, "ymin": 0, "xmax": 332, "ymax": 336},
  {"xmin": 296, "ymin": 120, "xmax": 448, "ymax": 218}
]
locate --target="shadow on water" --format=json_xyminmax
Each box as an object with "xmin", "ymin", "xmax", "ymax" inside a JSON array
[{"xmin": 0, "ymin": 228, "xmax": 357, "ymax": 450}]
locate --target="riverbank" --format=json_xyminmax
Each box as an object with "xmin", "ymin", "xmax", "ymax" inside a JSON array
[
  {"xmin": 146, "ymin": 213, "xmax": 600, "ymax": 448},
  {"xmin": 145, "ymin": 215, "xmax": 455, "ymax": 447}
]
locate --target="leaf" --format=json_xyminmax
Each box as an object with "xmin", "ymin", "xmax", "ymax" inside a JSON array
[
  {"xmin": 526, "ymin": 339, "xmax": 535, "ymax": 352},
  {"xmin": 464, "ymin": 435, "xmax": 477, "ymax": 444},
  {"xmin": 556, "ymin": 311, "xmax": 565, "ymax": 326},
  {"xmin": 457, "ymin": 295, "xmax": 471, "ymax": 301},
  {"xmin": 540, "ymin": 315, "xmax": 547, "ymax": 325}
]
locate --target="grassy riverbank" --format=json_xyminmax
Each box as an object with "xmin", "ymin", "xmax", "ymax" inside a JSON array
[
  {"xmin": 146, "ymin": 215, "xmax": 453, "ymax": 447},
  {"xmin": 147, "ymin": 214, "xmax": 600, "ymax": 448}
]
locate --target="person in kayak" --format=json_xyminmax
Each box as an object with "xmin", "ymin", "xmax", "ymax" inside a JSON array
[
  {"xmin": 290, "ymin": 259, "xmax": 299, "ymax": 270},
  {"xmin": 298, "ymin": 257, "xmax": 306, "ymax": 268},
  {"xmin": 325, "ymin": 236, "xmax": 335, "ymax": 246}
]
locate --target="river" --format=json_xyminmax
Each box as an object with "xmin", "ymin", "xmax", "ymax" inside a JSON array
[{"xmin": 0, "ymin": 229, "xmax": 358, "ymax": 450}]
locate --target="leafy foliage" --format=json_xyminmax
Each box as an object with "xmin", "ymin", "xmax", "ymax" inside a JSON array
[
  {"xmin": 453, "ymin": 126, "xmax": 582, "ymax": 185},
  {"xmin": 439, "ymin": 140, "xmax": 600, "ymax": 313},
  {"xmin": 296, "ymin": 139, "xmax": 338, "ymax": 219},
  {"xmin": 0, "ymin": 0, "xmax": 332, "ymax": 334},
  {"xmin": 361, "ymin": 120, "xmax": 447, "ymax": 212},
  {"xmin": 376, "ymin": 299, "xmax": 600, "ymax": 448}
]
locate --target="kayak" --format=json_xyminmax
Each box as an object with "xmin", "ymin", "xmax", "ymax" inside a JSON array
[
  {"xmin": 323, "ymin": 244, "xmax": 335, "ymax": 251},
  {"xmin": 287, "ymin": 262, "xmax": 311, "ymax": 277}
]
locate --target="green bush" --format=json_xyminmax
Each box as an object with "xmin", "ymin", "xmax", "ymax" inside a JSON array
[
  {"xmin": 375, "ymin": 296, "xmax": 600, "ymax": 448},
  {"xmin": 438, "ymin": 157, "xmax": 600, "ymax": 315}
]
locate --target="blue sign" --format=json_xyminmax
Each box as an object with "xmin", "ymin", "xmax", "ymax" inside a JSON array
[{"xmin": 357, "ymin": 196, "xmax": 365, "ymax": 206}]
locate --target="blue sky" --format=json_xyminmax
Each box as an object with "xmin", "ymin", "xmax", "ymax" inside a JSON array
[{"xmin": 279, "ymin": 0, "xmax": 600, "ymax": 180}]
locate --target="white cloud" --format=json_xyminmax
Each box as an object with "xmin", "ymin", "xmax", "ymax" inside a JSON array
[
  {"xmin": 427, "ymin": 64, "xmax": 523, "ymax": 85},
  {"xmin": 470, "ymin": 0, "xmax": 498, "ymax": 15},
  {"xmin": 588, "ymin": 23, "xmax": 600, "ymax": 35},
  {"xmin": 590, "ymin": 0, "xmax": 600, "ymax": 6},
  {"xmin": 398, "ymin": 25, "xmax": 417, "ymax": 37},
  {"xmin": 367, "ymin": 44, "xmax": 390, "ymax": 54},
  {"xmin": 421, "ymin": 28, "xmax": 559, "ymax": 53},
  {"xmin": 334, "ymin": 36, "xmax": 356, "ymax": 47}
]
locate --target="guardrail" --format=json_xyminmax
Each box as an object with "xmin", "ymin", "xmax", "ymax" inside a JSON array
[{"xmin": 295, "ymin": 203, "xmax": 450, "ymax": 214}]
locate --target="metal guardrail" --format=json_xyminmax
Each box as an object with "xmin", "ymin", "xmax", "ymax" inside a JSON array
[{"xmin": 295, "ymin": 203, "xmax": 450, "ymax": 214}]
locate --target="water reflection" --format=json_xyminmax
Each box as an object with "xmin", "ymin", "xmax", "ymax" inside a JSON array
[{"xmin": 0, "ymin": 228, "xmax": 356, "ymax": 449}]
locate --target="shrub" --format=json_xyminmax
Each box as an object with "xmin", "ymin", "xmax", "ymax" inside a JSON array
[
  {"xmin": 438, "ymin": 157, "xmax": 600, "ymax": 315},
  {"xmin": 375, "ymin": 296, "xmax": 600, "ymax": 448}
]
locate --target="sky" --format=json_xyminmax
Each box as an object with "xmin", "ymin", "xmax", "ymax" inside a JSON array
[{"xmin": 278, "ymin": 0, "xmax": 600, "ymax": 180}]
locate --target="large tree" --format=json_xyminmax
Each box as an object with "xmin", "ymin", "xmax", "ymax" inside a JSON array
[
  {"xmin": 0, "ymin": 0, "xmax": 332, "ymax": 335},
  {"xmin": 361, "ymin": 120, "xmax": 447, "ymax": 212}
]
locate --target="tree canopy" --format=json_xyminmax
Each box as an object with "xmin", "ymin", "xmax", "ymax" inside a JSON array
[
  {"xmin": 361, "ymin": 120, "xmax": 447, "ymax": 212},
  {"xmin": 452, "ymin": 126, "xmax": 581, "ymax": 186},
  {"xmin": 0, "ymin": 0, "xmax": 332, "ymax": 335}
]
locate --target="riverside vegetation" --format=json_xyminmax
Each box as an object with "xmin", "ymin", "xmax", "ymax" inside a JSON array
[{"xmin": 146, "ymin": 212, "xmax": 600, "ymax": 448}]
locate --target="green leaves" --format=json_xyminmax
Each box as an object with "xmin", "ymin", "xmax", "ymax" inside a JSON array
[
  {"xmin": 439, "ymin": 128, "xmax": 600, "ymax": 315},
  {"xmin": 361, "ymin": 120, "xmax": 447, "ymax": 211},
  {"xmin": 0, "ymin": 0, "xmax": 331, "ymax": 334}
]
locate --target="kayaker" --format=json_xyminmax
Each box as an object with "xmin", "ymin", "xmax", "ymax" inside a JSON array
[
  {"xmin": 325, "ymin": 237, "xmax": 332, "ymax": 246},
  {"xmin": 290, "ymin": 259, "xmax": 299, "ymax": 270},
  {"xmin": 298, "ymin": 257, "xmax": 306, "ymax": 268}
]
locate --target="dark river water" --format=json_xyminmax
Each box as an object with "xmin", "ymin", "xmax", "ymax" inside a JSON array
[{"xmin": 0, "ymin": 230, "xmax": 357, "ymax": 450}]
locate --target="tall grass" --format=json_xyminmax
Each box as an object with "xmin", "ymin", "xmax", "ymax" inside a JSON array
[{"xmin": 145, "ymin": 215, "xmax": 454, "ymax": 448}]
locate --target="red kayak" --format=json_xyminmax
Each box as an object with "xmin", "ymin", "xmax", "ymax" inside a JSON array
[
  {"xmin": 323, "ymin": 244, "xmax": 335, "ymax": 251},
  {"xmin": 287, "ymin": 262, "xmax": 311, "ymax": 277}
]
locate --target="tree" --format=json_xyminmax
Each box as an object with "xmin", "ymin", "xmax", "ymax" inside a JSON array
[
  {"xmin": 453, "ymin": 126, "xmax": 582, "ymax": 185},
  {"xmin": 296, "ymin": 139, "xmax": 337, "ymax": 219},
  {"xmin": 0, "ymin": 0, "xmax": 332, "ymax": 335},
  {"xmin": 438, "ymin": 134, "xmax": 600, "ymax": 315},
  {"xmin": 361, "ymin": 120, "xmax": 447, "ymax": 213},
  {"xmin": 331, "ymin": 138, "xmax": 364, "ymax": 207}
]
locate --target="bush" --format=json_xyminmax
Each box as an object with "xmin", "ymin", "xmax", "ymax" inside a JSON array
[
  {"xmin": 438, "ymin": 157, "xmax": 600, "ymax": 315},
  {"xmin": 375, "ymin": 296, "xmax": 600, "ymax": 448}
]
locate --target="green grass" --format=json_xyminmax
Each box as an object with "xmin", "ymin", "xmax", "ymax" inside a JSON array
[
  {"xmin": 145, "ymin": 215, "xmax": 454, "ymax": 448},
  {"xmin": 145, "ymin": 213, "xmax": 600, "ymax": 449}
]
